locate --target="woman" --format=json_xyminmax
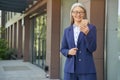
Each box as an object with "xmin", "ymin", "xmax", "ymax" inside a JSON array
[{"xmin": 60, "ymin": 3, "xmax": 97, "ymax": 80}]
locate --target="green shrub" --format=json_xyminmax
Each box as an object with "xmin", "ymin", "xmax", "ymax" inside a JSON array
[
  {"xmin": 0, "ymin": 39, "xmax": 8, "ymax": 59},
  {"xmin": 0, "ymin": 39, "xmax": 17, "ymax": 60},
  {"xmin": 5, "ymin": 48, "xmax": 17, "ymax": 59}
]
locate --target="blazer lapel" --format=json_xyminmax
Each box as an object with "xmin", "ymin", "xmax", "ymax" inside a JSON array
[
  {"xmin": 77, "ymin": 32, "xmax": 84, "ymax": 45},
  {"xmin": 68, "ymin": 26, "xmax": 76, "ymax": 48},
  {"xmin": 77, "ymin": 24, "xmax": 91, "ymax": 45}
]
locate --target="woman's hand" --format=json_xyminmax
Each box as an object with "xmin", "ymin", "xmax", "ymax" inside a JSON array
[
  {"xmin": 68, "ymin": 48, "xmax": 78, "ymax": 55},
  {"xmin": 80, "ymin": 19, "xmax": 89, "ymax": 35}
]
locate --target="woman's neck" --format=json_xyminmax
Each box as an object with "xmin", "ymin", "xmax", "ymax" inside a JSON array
[{"xmin": 74, "ymin": 21, "xmax": 81, "ymax": 27}]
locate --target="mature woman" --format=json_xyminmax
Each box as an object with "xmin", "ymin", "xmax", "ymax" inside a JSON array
[{"xmin": 60, "ymin": 3, "xmax": 97, "ymax": 80}]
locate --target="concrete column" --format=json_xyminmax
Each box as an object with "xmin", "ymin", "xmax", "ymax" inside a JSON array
[
  {"xmin": 46, "ymin": 0, "xmax": 60, "ymax": 79},
  {"xmin": 10, "ymin": 25, "xmax": 13, "ymax": 48},
  {"xmin": 11, "ymin": 25, "xmax": 14, "ymax": 48},
  {"xmin": 90, "ymin": 0, "xmax": 105, "ymax": 80},
  {"xmin": 14, "ymin": 23, "xmax": 17, "ymax": 49},
  {"xmin": 12, "ymin": 25, "xmax": 14, "ymax": 48},
  {"xmin": 23, "ymin": 16, "xmax": 30, "ymax": 61},
  {"xmin": 18, "ymin": 20, "xmax": 22, "ymax": 59},
  {"xmin": 9, "ymin": 27, "xmax": 11, "ymax": 48},
  {"xmin": 6, "ymin": 28, "xmax": 9, "ymax": 47},
  {"xmin": 8, "ymin": 27, "xmax": 10, "ymax": 48}
]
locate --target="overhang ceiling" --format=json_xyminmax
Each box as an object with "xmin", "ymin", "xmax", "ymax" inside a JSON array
[{"xmin": 0, "ymin": 0, "xmax": 35, "ymax": 13}]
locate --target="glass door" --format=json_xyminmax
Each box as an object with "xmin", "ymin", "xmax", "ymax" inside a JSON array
[
  {"xmin": 33, "ymin": 14, "xmax": 47, "ymax": 68},
  {"xmin": 106, "ymin": 0, "xmax": 120, "ymax": 80}
]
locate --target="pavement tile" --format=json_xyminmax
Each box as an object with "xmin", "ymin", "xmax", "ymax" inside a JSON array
[{"xmin": 0, "ymin": 60, "xmax": 50, "ymax": 80}]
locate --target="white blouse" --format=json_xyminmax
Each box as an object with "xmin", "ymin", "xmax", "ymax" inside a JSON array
[{"xmin": 73, "ymin": 24, "xmax": 80, "ymax": 46}]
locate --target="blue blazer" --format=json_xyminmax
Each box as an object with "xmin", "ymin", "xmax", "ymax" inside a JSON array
[{"xmin": 60, "ymin": 24, "xmax": 97, "ymax": 74}]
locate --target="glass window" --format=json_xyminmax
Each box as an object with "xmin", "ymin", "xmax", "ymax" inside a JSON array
[
  {"xmin": 106, "ymin": 0, "xmax": 120, "ymax": 80},
  {"xmin": 32, "ymin": 14, "xmax": 47, "ymax": 69}
]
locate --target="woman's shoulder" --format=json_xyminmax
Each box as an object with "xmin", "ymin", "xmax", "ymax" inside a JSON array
[
  {"xmin": 88, "ymin": 23, "xmax": 96, "ymax": 29},
  {"xmin": 88, "ymin": 23, "xmax": 96, "ymax": 27},
  {"xmin": 64, "ymin": 25, "xmax": 73, "ymax": 31}
]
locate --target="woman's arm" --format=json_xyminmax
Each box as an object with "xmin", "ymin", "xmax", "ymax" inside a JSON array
[{"xmin": 85, "ymin": 25, "xmax": 97, "ymax": 53}]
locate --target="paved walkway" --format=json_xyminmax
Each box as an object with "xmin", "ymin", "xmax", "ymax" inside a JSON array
[{"xmin": 0, "ymin": 60, "xmax": 50, "ymax": 80}]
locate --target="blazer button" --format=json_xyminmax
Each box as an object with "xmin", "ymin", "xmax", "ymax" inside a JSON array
[
  {"xmin": 78, "ymin": 59, "xmax": 81, "ymax": 61},
  {"xmin": 79, "ymin": 51, "xmax": 81, "ymax": 53}
]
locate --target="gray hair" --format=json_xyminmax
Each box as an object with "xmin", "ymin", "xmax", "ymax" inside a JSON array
[{"xmin": 70, "ymin": 3, "xmax": 87, "ymax": 25}]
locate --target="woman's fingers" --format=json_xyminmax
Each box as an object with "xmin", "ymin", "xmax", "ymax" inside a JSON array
[
  {"xmin": 68, "ymin": 48, "xmax": 78, "ymax": 55},
  {"xmin": 80, "ymin": 24, "xmax": 89, "ymax": 35}
]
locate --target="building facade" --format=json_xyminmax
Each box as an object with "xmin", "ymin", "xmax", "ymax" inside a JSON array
[{"xmin": 1, "ymin": 0, "xmax": 120, "ymax": 80}]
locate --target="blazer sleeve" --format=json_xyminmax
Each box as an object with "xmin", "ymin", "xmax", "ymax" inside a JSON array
[
  {"xmin": 60, "ymin": 29, "xmax": 69, "ymax": 57},
  {"xmin": 85, "ymin": 25, "xmax": 97, "ymax": 53}
]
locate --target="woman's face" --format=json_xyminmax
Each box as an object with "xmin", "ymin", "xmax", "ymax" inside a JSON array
[{"xmin": 72, "ymin": 6, "xmax": 85, "ymax": 23}]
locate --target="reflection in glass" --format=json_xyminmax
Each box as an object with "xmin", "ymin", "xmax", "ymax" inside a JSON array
[
  {"xmin": 33, "ymin": 14, "xmax": 47, "ymax": 68},
  {"xmin": 118, "ymin": 0, "xmax": 120, "ymax": 50},
  {"xmin": 106, "ymin": 0, "xmax": 120, "ymax": 80}
]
